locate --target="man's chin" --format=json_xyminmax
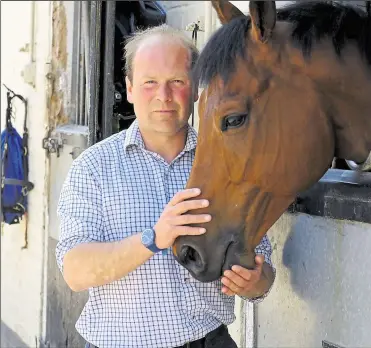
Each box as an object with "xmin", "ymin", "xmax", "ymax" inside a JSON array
[{"xmin": 154, "ymin": 121, "xmax": 188, "ymax": 134}]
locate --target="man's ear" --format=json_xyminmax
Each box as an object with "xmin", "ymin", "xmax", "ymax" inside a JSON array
[{"xmin": 125, "ymin": 76, "xmax": 134, "ymax": 104}]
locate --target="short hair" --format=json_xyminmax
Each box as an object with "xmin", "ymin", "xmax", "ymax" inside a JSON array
[{"xmin": 124, "ymin": 24, "xmax": 199, "ymax": 82}]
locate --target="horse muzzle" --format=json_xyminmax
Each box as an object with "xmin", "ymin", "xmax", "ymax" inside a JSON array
[{"xmin": 173, "ymin": 232, "xmax": 256, "ymax": 282}]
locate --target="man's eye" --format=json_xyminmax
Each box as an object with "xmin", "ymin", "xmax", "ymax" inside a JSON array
[
  {"xmin": 172, "ymin": 80, "xmax": 184, "ymax": 84},
  {"xmin": 145, "ymin": 80, "xmax": 156, "ymax": 84}
]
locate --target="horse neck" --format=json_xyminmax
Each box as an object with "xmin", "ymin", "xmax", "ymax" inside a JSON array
[{"xmin": 309, "ymin": 49, "xmax": 371, "ymax": 164}]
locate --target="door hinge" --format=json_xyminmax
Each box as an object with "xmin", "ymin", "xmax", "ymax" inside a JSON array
[{"xmin": 42, "ymin": 135, "xmax": 64, "ymax": 157}]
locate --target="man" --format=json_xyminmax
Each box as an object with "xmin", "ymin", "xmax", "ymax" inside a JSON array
[
  {"xmin": 56, "ymin": 24, "xmax": 275, "ymax": 348},
  {"xmin": 192, "ymin": 20, "xmax": 200, "ymax": 44}
]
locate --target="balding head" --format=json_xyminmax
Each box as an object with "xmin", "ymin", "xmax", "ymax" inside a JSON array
[{"xmin": 124, "ymin": 24, "xmax": 199, "ymax": 83}]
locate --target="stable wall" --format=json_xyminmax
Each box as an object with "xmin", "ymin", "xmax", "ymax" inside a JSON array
[{"xmin": 1, "ymin": 1, "xmax": 51, "ymax": 346}]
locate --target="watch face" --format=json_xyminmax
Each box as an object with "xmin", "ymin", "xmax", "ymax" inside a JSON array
[{"xmin": 142, "ymin": 228, "xmax": 155, "ymax": 246}]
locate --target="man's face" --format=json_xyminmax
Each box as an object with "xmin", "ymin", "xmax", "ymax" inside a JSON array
[{"xmin": 126, "ymin": 36, "xmax": 198, "ymax": 136}]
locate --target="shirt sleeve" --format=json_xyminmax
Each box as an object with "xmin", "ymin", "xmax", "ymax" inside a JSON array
[
  {"xmin": 55, "ymin": 157, "xmax": 105, "ymax": 274},
  {"xmin": 239, "ymin": 234, "xmax": 276, "ymax": 304}
]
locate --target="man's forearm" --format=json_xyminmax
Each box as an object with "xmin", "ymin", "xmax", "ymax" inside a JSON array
[{"xmin": 63, "ymin": 233, "xmax": 154, "ymax": 292}]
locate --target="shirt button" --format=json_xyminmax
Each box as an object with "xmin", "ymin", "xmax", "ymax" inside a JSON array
[{"xmin": 184, "ymin": 278, "xmax": 189, "ymax": 282}]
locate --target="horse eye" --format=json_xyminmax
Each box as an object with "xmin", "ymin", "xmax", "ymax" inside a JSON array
[{"xmin": 221, "ymin": 114, "xmax": 247, "ymax": 131}]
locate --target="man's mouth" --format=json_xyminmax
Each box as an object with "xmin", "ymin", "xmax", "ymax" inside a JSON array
[{"xmin": 154, "ymin": 110, "xmax": 176, "ymax": 113}]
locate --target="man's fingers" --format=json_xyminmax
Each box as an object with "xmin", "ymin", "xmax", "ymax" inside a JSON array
[
  {"xmin": 172, "ymin": 199, "xmax": 209, "ymax": 215},
  {"xmin": 231, "ymin": 265, "xmax": 254, "ymax": 279},
  {"xmin": 175, "ymin": 226, "xmax": 207, "ymax": 236},
  {"xmin": 254, "ymin": 255, "xmax": 265, "ymax": 273},
  {"xmin": 223, "ymin": 270, "xmax": 249, "ymax": 288},
  {"xmin": 221, "ymin": 277, "xmax": 241, "ymax": 294},
  {"xmin": 231, "ymin": 255, "xmax": 265, "ymax": 275},
  {"xmin": 255, "ymin": 254, "xmax": 265, "ymax": 265},
  {"xmin": 222, "ymin": 286, "xmax": 235, "ymax": 296},
  {"xmin": 169, "ymin": 188, "xmax": 201, "ymax": 206},
  {"xmin": 173, "ymin": 214, "xmax": 211, "ymax": 226}
]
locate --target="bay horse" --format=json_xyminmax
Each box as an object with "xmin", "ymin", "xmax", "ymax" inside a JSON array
[{"xmin": 173, "ymin": 1, "xmax": 371, "ymax": 282}]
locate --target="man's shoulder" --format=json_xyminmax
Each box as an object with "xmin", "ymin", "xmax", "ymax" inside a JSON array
[{"xmin": 73, "ymin": 130, "xmax": 127, "ymax": 170}]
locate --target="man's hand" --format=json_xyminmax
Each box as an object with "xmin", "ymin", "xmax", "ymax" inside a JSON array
[
  {"xmin": 221, "ymin": 255, "xmax": 270, "ymax": 298},
  {"xmin": 154, "ymin": 188, "xmax": 211, "ymax": 249}
]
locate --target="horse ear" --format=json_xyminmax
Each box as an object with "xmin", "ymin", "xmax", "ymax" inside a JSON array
[
  {"xmin": 249, "ymin": 1, "xmax": 276, "ymax": 43},
  {"xmin": 211, "ymin": 0, "xmax": 245, "ymax": 24}
]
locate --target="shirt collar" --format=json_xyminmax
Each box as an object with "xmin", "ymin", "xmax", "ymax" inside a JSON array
[
  {"xmin": 124, "ymin": 119, "xmax": 198, "ymax": 153},
  {"xmin": 183, "ymin": 124, "xmax": 198, "ymax": 152},
  {"xmin": 124, "ymin": 119, "xmax": 145, "ymax": 151}
]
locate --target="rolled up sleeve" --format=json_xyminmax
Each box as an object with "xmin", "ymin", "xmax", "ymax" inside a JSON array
[
  {"xmin": 255, "ymin": 234, "xmax": 274, "ymax": 270},
  {"xmin": 55, "ymin": 157, "xmax": 104, "ymax": 274}
]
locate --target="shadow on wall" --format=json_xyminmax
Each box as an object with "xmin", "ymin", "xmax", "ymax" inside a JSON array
[
  {"xmin": 1, "ymin": 321, "xmax": 29, "ymax": 348},
  {"xmin": 282, "ymin": 215, "xmax": 371, "ymax": 347}
]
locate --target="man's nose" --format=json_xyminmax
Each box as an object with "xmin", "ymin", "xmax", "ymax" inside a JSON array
[{"xmin": 157, "ymin": 83, "xmax": 172, "ymax": 103}]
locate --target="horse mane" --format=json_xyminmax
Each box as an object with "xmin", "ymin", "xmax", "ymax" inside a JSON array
[{"xmin": 193, "ymin": 1, "xmax": 371, "ymax": 88}]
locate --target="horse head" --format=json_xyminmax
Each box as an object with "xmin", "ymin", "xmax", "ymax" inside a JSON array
[{"xmin": 173, "ymin": 1, "xmax": 371, "ymax": 282}]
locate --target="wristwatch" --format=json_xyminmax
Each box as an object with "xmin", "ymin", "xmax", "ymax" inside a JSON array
[{"xmin": 141, "ymin": 228, "xmax": 163, "ymax": 253}]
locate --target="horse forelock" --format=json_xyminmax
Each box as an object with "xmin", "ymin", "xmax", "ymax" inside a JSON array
[
  {"xmin": 192, "ymin": 16, "xmax": 250, "ymax": 89},
  {"xmin": 193, "ymin": 1, "xmax": 371, "ymax": 91}
]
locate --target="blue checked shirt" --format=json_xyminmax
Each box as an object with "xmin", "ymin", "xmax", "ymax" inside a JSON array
[{"xmin": 56, "ymin": 119, "xmax": 275, "ymax": 348}]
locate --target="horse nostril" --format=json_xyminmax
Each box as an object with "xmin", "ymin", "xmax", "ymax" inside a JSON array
[{"xmin": 179, "ymin": 245, "xmax": 204, "ymax": 269}]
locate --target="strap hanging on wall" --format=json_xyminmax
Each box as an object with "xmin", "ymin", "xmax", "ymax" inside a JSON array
[{"xmin": 1, "ymin": 84, "xmax": 34, "ymax": 249}]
